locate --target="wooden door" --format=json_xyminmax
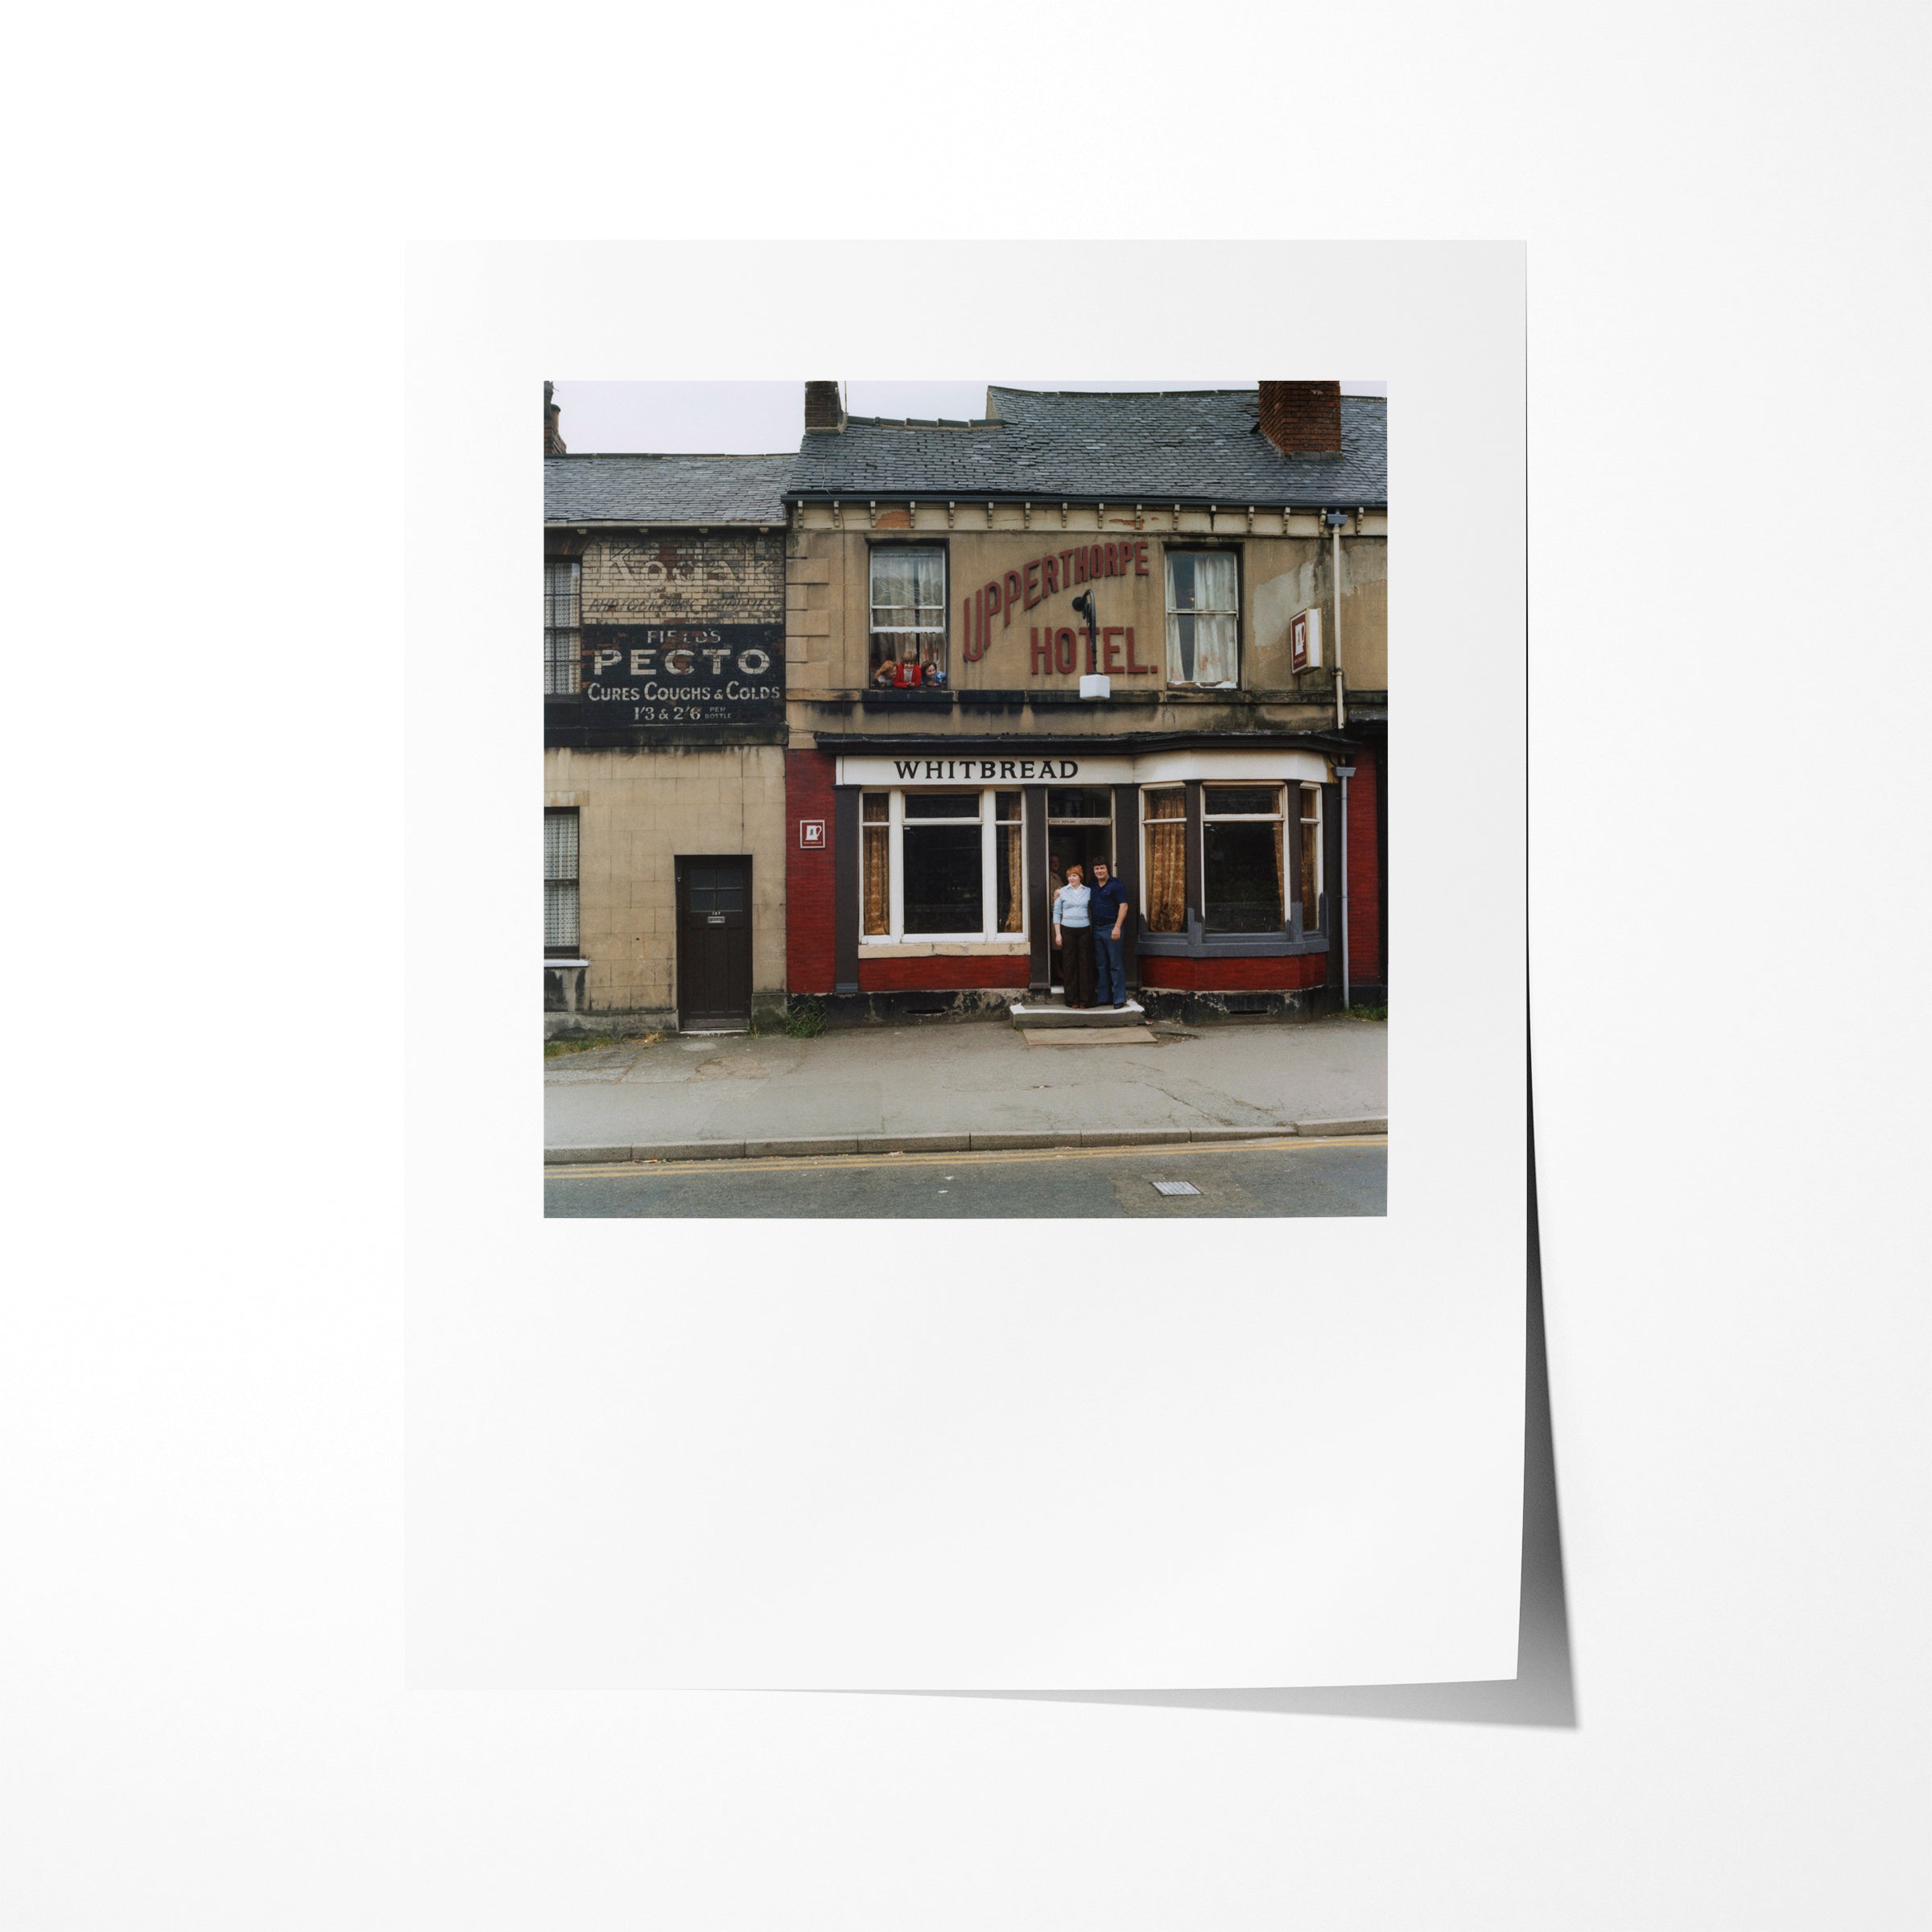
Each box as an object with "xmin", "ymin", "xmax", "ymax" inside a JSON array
[{"xmin": 676, "ymin": 857, "xmax": 752, "ymax": 1030}]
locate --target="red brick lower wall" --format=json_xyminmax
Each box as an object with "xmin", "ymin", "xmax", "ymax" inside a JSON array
[
  {"xmin": 1137, "ymin": 952, "xmax": 1328, "ymax": 992},
  {"xmin": 1345, "ymin": 750, "xmax": 1383, "ymax": 985},
  {"xmin": 786, "ymin": 750, "xmax": 837, "ymax": 994},
  {"xmin": 859, "ymin": 955, "xmax": 1030, "ymax": 992}
]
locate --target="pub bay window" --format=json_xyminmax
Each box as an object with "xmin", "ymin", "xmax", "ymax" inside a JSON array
[
  {"xmin": 861, "ymin": 790, "xmax": 1024, "ymax": 940},
  {"xmin": 544, "ymin": 556, "xmax": 581, "ymax": 695},
  {"xmin": 544, "ymin": 807, "xmax": 580, "ymax": 955},
  {"xmin": 869, "ymin": 547, "xmax": 948, "ymax": 686},
  {"xmin": 1203, "ymin": 786, "xmax": 1285, "ymax": 933},
  {"xmin": 1164, "ymin": 550, "xmax": 1239, "ymax": 687}
]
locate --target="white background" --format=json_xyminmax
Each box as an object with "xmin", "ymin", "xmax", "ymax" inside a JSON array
[
  {"xmin": 6, "ymin": 3, "xmax": 1927, "ymax": 1926},
  {"xmin": 407, "ymin": 242, "xmax": 1525, "ymax": 1690}
]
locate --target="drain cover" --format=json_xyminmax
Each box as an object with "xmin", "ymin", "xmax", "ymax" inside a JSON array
[{"xmin": 1150, "ymin": 1179, "xmax": 1200, "ymax": 1197}]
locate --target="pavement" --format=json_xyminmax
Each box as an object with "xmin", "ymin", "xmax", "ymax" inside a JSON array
[{"xmin": 545, "ymin": 1013, "xmax": 1386, "ymax": 1162}]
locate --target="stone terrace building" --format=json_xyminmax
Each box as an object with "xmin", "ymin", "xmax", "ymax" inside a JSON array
[
  {"xmin": 544, "ymin": 406, "xmax": 791, "ymax": 1031},
  {"xmin": 781, "ymin": 381, "xmax": 1388, "ymax": 1022}
]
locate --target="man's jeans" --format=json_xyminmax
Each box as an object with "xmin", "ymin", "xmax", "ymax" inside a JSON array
[{"xmin": 1092, "ymin": 929, "xmax": 1127, "ymax": 1005}]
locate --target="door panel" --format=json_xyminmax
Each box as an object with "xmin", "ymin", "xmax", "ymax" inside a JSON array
[{"xmin": 676, "ymin": 857, "xmax": 752, "ymax": 1028}]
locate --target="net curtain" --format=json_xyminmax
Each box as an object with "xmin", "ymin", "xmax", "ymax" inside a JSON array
[
  {"xmin": 1165, "ymin": 551, "xmax": 1238, "ymax": 685},
  {"xmin": 869, "ymin": 548, "xmax": 946, "ymax": 629}
]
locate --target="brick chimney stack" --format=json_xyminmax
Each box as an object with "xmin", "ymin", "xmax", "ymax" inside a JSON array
[
  {"xmin": 1257, "ymin": 381, "xmax": 1341, "ymax": 456},
  {"xmin": 803, "ymin": 380, "xmax": 845, "ymax": 432},
  {"xmin": 544, "ymin": 380, "xmax": 567, "ymax": 456}
]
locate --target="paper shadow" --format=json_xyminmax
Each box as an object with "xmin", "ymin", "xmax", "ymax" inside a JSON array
[{"xmin": 880, "ymin": 1068, "xmax": 1577, "ymax": 1728}]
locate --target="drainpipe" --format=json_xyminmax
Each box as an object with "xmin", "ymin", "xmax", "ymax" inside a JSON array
[
  {"xmin": 1332, "ymin": 758, "xmax": 1355, "ymax": 1008},
  {"xmin": 1326, "ymin": 509, "xmax": 1348, "ymax": 728}
]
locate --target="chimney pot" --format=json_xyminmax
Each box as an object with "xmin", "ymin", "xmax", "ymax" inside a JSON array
[
  {"xmin": 1258, "ymin": 380, "xmax": 1340, "ymax": 456},
  {"xmin": 804, "ymin": 380, "xmax": 845, "ymax": 432},
  {"xmin": 544, "ymin": 380, "xmax": 567, "ymax": 456}
]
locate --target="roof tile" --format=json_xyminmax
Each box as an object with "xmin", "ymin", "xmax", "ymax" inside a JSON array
[{"xmin": 543, "ymin": 453, "xmax": 791, "ymax": 525}]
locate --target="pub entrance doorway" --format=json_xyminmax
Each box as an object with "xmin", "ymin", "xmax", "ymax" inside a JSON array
[
  {"xmin": 675, "ymin": 856, "xmax": 752, "ymax": 1031},
  {"xmin": 1046, "ymin": 788, "xmax": 1115, "ymax": 993}
]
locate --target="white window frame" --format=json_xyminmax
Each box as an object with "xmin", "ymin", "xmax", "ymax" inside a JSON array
[
  {"xmin": 868, "ymin": 544, "xmax": 949, "ymax": 680},
  {"xmin": 1162, "ymin": 547, "xmax": 1241, "ymax": 689},
  {"xmin": 1201, "ymin": 782, "xmax": 1287, "ymax": 934},
  {"xmin": 544, "ymin": 807, "xmax": 580, "ymax": 951},
  {"xmin": 861, "ymin": 787, "xmax": 1026, "ymax": 943}
]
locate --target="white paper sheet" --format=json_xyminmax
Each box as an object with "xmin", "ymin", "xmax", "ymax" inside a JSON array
[{"xmin": 406, "ymin": 242, "xmax": 1526, "ymax": 1687}]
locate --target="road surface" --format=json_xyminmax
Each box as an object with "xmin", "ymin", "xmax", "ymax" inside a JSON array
[{"xmin": 545, "ymin": 1133, "xmax": 1385, "ymax": 1220}]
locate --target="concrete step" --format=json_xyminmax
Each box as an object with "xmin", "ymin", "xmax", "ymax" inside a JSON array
[
  {"xmin": 1008, "ymin": 999, "xmax": 1148, "ymax": 1030},
  {"xmin": 1021, "ymin": 1026, "xmax": 1159, "ymax": 1048}
]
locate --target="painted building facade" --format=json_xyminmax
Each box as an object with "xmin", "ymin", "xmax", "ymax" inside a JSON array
[
  {"xmin": 781, "ymin": 382, "xmax": 1388, "ymax": 1022},
  {"xmin": 543, "ymin": 391, "xmax": 792, "ymax": 1031}
]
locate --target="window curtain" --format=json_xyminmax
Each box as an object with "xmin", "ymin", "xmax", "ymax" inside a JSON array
[
  {"xmin": 1144, "ymin": 791, "xmax": 1186, "ymax": 931},
  {"xmin": 544, "ymin": 811, "xmax": 580, "ymax": 948},
  {"xmin": 1164, "ymin": 552, "xmax": 1238, "ymax": 685},
  {"xmin": 544, "ymin": 883, "xmax": 579, "ymax": 949},
  {"xmin": 1274, "ymin": 819, "xmax": 1284, "ymax": 914},
  {"xmin": 1192, "ymin": 553, "xmax": 1238, "ymax": 684},
  {"xmin": 1001, "ymin": 823, "xmax": 1023, "ymax": 931},
  {"xmin": 1299, "ymin": 808, "xmax": 1319, "ymax": 929},
  {"xmin": 543, "ymin": 558, "xmax": 581, "ymax": 695},
  {"xmin": 870, "ymin": 548, "xmax": 945, "ymax": 628},
  {"xmin": 543, "ymin": 810, "xmax": 578, "ymax": 881},
  {"xmin": 862, "ymin": 797, "xmax": 890, "ymax": 935}
]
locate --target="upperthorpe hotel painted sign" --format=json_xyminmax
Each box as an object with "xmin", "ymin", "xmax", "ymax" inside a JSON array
[{"xmin": 960, "ymin": 537, "xmax": 1158, "ymax": 675}]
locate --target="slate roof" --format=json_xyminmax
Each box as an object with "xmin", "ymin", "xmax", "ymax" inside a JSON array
[
  {"xmin": 786, "ymin": 388, "xmax": 1386, "ymax": 510},
  {"xmin": 543, "ymin": 453, "xmax": 791, "ymax": 526}
]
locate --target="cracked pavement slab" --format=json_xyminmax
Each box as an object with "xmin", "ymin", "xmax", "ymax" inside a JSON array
[{"xmin": 547, "ymin": 1016, "xmax": 1386, "ymax": 1154}]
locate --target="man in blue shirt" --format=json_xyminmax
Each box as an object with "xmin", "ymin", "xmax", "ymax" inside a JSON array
[{"xmin": 1088, "ymin": 859, "xmax": 1130, "ymax": 1009}]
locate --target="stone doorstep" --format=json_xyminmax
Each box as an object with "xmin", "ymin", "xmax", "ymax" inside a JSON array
[
  {"xmin": 544, "ymin": 1126, "xmax": 1308, "ymax": 1165},
  {"xmin": 1009, "ymin": 1000, "xmax": 1147, "ymax": 1030},
  {"xmin": 1020, "ymin": 1026, "xmax": 1159, "ymax": 1047}
]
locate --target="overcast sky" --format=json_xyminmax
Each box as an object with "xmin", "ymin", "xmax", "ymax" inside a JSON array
[{"xmin": 550, "ymin": 380, "xmax": 1389, "ymax": 455}]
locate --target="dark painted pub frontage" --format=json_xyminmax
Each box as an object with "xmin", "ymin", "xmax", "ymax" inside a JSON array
[{"xmin": 781, "ymin": 382, "xmax": 1388, "ymax": 1023}]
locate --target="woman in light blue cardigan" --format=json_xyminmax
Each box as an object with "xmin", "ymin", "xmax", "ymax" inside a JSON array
[{"xmin": 1051, "ymin": 863, "xmax": 1096, "ymax": 1009}]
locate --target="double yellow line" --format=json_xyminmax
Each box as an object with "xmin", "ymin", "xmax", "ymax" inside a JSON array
[{"xmin": 547, "ymin": 1134, "xmax": 1385, "ymax": 1182}]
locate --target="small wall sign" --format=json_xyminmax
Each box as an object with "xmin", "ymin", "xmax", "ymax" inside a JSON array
[
  {"xmin": 799, "ymin": 819, "xmax": 826, "ymax": 849},
  {"xmin": 1291, "ymin": 606, "xmax": 1323, "ymax": 672}
]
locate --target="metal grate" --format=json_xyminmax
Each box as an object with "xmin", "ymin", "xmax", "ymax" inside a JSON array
[{"xmin": 1150, "ymin": 1180, "xmax": 1200, "ymax": 1197}]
